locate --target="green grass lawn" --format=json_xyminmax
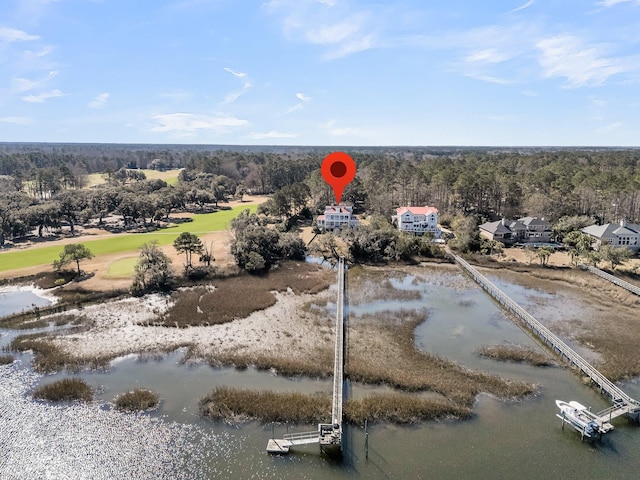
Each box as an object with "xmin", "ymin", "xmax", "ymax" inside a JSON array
[
  {"xmin": 85, "ymin": 169, "xmax": 183, "ymax": 187},
  {"xmin": 105, "ymin": 256, "xmax": 139, "ymax": 277},
  {"xmin": 0, "ymin": 204, "xmax": 257, "ymax": 273}
]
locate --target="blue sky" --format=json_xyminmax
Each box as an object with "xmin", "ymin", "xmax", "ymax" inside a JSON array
[{"xmin": 1, "ymin": 0, "xmax": 639, "ymax": 146}]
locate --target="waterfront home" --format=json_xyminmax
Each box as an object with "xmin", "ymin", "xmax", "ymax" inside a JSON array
[
  {"xmin": 479, "ymin": 217, "xmax": 552, "ymax": 244},
  {"xmin": 392, "ymin": 206, "xmax": 441, "ymax": 237},
  {"xmin": 317, "ymin": 205, "xmax": 359, "ymax": 232},
  {"xmin": 581, "ymin": 219, "xmax": 640, "ymax": 253}
]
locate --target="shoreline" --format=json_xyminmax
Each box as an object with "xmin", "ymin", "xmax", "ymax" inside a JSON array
[{"xmin": 4, "ymin": 258, "xmax": 640, "ymax": 426}]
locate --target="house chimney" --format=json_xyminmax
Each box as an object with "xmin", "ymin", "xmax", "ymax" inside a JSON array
[
  {"xmin": 501, "ymin": 218, "xmax": 506, "ymax": 226},
  {"xmin": 621, "ymin": 218, "xmax": 627, "ymax": 228}
]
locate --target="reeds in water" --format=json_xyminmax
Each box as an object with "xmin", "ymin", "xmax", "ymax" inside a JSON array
[{"xmin": 33, "ymin": 377, "xmax": 93, "ymax": 402}]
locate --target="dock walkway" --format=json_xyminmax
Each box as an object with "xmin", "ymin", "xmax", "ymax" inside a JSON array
[
  {"xmin": 447, "ymin": 248, "xmax": 640, "ymax": 428},
  {"xmin": 267, "ymin": 257, "xmax": 346, "ymax": 454},
  {"xmin": 579, "ymin": 263, "xmax": 640, "ymax": 297}
]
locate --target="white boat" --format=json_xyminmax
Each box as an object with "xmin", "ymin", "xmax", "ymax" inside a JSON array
[{"xmin": 555, "ymin": 400, "xmax": 602, "ymax": 439}]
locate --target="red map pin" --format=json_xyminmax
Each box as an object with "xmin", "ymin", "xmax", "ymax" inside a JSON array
[{"xmin": 321, "ymin": 152, "xmax": 356, "ymax": 205}]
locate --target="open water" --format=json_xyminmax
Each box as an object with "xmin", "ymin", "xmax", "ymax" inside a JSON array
[{"xmin": 2, "ymin": 268, "xmax": 640, "ymax": 479}]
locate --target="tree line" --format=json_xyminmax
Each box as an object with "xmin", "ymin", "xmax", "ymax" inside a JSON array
[{"xmin": 3, "ymin": 145, "xmax": 640, "ymax": 268}]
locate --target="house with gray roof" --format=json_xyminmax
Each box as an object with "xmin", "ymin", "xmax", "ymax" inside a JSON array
[
  {"xmin": 479, "ymin": 217, "xmax": 552, "ymax": 244},
  {"xmin": 581, "ymin": 220, "xmax": 640, "ymax": 253}
]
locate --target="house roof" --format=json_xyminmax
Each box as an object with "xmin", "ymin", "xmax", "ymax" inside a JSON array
[
  {"xmin": 396, "ymin": 206, "xmax": 438, "ymax": 216},
  {"xmin": 324, "ymin": 205, "xmax": 352, "ymax": 214},
  {"xmin": 518, "ymin": 216, "xmax": 550, "ymax": 227},
  {"xmin": 582, "ymin": 222, "xmax": 640, "ymax": 239},
  {"xmin": 479, "ymin": 220, "xmax": 512, "ymax": 235}
]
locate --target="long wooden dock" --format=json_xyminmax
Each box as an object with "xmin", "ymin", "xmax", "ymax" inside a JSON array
[
  {"xmin": 267, "ymin": 257, "xmax": 346, "ymax": 454},
  {"xmin": 579, "ymin": 263, "xmax": 640, "ymax": 297},
  {"xmin": 447, "ymin": 248, "xmax": 640, "ymax": 427}
]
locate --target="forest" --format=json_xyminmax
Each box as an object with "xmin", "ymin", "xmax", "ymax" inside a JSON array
[{"xmin": 1, "ymin": 143, "xmax": 640, "ymax": 254}]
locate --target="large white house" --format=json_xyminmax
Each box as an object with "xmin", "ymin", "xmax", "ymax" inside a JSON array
[
  {"xmin": 581, "ymin": 219, "xmax": 640, "ymax": 253},
  {"xmin": 393, "ymin": 206, "xmax": 441, "ymax": 237},
  {"xmin": 317, "ymin": 205, "xmax": 359, "ymax": 232}
]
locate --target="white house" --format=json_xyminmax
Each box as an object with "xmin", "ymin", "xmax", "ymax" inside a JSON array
[
  {"xmin": 317, "ymin": 205, "xmax": 359, "ymax": 232},
  {"xmin": 581, "ymin": 219, "xmax": 640, "ymax": 253},
  {"xmin": 393, "ymin": 206, "xmax": 441, "ymax": 237}
]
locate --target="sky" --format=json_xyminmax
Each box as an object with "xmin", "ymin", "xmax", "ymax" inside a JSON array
[{"xmin": 0, "ymin": 0, "xmax": 639, "ymax": 146}]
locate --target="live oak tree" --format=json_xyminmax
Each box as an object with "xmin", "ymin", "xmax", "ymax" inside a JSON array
[
  {"xmin": 53, "ymin": 243, "xmax": 94, "ymax": 275},
  {"xmin": 131, "ymin": 241, "xmax": 174, "ymax": 295}
]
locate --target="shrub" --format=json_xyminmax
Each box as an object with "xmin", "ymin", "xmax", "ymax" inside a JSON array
[
  {"xmin": 0, "ymin": 354, "xmax": 14, "ymax": 365},
  {"xmin": 114, "ymin": 389, "xmax": 159, "ymax": 412},
  {"xmin": 33, "ymin": 378, "xmax": 93, "ymax": 402}
]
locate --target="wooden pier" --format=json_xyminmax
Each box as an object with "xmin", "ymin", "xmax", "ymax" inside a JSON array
[
  {"xmin": 447, "ymin": 248, "xmax": 640, "ymax": 427},
  {"xmin": 579, "ymin": 263, "xmax": 640, "ymax": 297},
  {"xmin": 267, "ymin": 257, "xmax": 346, "ymax": 454}
]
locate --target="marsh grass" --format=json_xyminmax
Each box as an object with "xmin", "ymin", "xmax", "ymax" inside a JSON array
[
  {"xmin": 476, "ymin": 345, "xmax": 555, "ymax": 367},
  {"xmin": 347, "ymin": 309, "xmax": 536, "ymax": 405},
  {"xmin": 10, "ymin": 333, "xmax": 109, "ymax": 373},
  {"xmin": 477, "ymin": 265, "xmax": 640, "ymax": 381},
  {"xmin": 199, "ymin": 388, "xmax": 472, "ymax": 425},
  {"xmin": 200, "ymin": 387, "xmax": 330, "ymax": 424},
  {"xmin": 149, "ymin": 262, "xmax": 333, "ymax": 327},
  {"xmin": 0, "ymin": 354, "xmax": 14, "ymax": 365},
  {"xmin": 114, "ymin": 389, "xmax": 160, "ymax": 412},
  {"xmin": 33, "ymin": 378, "xmax": 93, "ymax": 402},
  {"xmin": 205, "ymin": 350, "xmax": 334, "ymax": 378}
]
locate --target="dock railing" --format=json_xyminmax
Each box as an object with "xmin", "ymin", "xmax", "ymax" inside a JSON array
[
  {"xmin": 579, "ymin": 263, "xmax": 640, "ymax": 297},
  {"xmin": 331, "ymin": 257, "xmax": 345, "ymax": 429},
  {"xmin": 447, "ymin": 248, "xmax": 640, "ymax": 417}
]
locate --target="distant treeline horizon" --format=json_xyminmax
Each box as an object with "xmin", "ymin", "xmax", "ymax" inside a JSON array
[{"xmin": 2, "ymin": 142, "xmax": 640, "ymax": 228}]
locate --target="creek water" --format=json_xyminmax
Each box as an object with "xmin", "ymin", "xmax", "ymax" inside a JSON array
[
  {"xmin": 2, "ymin": 267, "xmax": 640, "ymax": 479},
  {"xmin": 0, "ymin": 289, "xmax": 52, "ymax": 317}
]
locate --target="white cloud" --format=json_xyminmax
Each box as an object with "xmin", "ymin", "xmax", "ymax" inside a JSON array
[
  {"xmin": 159, "ymin": 90, "xmax": 193, "ymax": 101},
  {"xmin": 465, "ymin": 48, "xmax": 513, "ymax": 64},
  {"xmin": 11, "ymin": 71, "xmax": 58, "ymax": 93},
  {"xmin": 22, "ymin": 89, "xmax": 65, "ymax": 103},
  {"xmin": 0, "ymin": 27, "xmax": 40, "ymax": 43},
  {"xmin": 464, "ymin": 73, "xmax": 514, "ymax": 85},
  {"xmin": 150, "ymin": 113, "xmax": 249, "ymax": 136},
  {"xmin": 223, "ymin": 67, "xmax": 247, "ymax": 78},
  {"xmin": 536, "ymin": 35, "xmax": 639, "ymax": 87},
  {"xmin": 597, "ymin": 0, "xmax": 640, "ymax": 7},
  {"xmin": 287, "ymin": 103, "xmax": 304, "ymax": 113},
  {"xmin": 222, "ymin": 68, "xmax": 252, "ymax": 103},
  {"xmin": 0, "ymin": 116, "xmax": 33, "ymax": 125},
  {"xmin": 306, "ymin": 20, "xmax": 362, "ymax": 45},
  {"xmin": 323, "ymin": 34, "xmax": 374, "ymax": 60},
  {"xmin": 88, "ymin": 92, "xmax": 110, "ymax": 109},
  {"xmin": 509, "ymin": 0, "xmax": 535, "ymax": 13},
  {"xmin": 288, "ymin": 92, "xmax": 311, "ymax": 113},
  {"xmin": 267, "ymin": 1, "xmax": 376, "ymax": 60},
  {"xmin": 24, "ymin": 45, "xmax": 54, "ymax": 58},
  {"xmin": 323, "ymin": 119, "xmax": 361, "ymax": 137},
  {"xmin": 248, "ymin": 130, "xmax": 296, "ymax": 139}
]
